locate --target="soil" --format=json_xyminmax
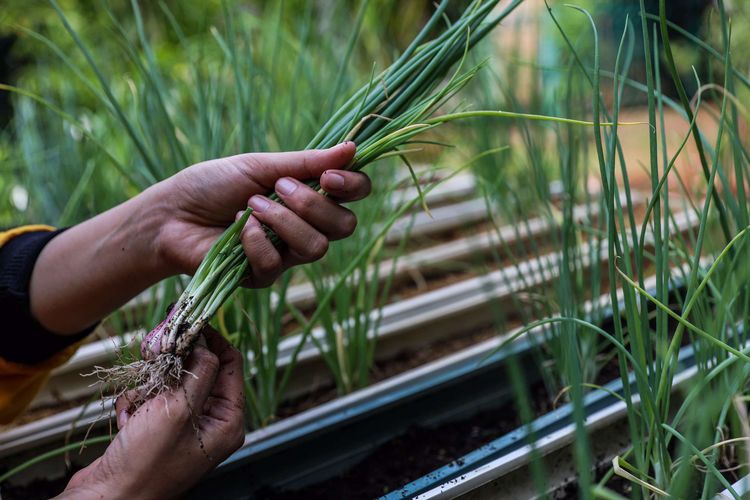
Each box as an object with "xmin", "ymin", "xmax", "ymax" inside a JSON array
[
  {"xmin": 267, "ymin": 345, "xmax": 630, "ymax": 500},
  {"xmin": 269, "ymin": 381, "xmax": 553, "ymax": 500}
]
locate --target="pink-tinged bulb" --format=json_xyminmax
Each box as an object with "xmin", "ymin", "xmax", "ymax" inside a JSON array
[{"xmin": 141, "ymin": 306, "xmax": 177, "ymax": 360}]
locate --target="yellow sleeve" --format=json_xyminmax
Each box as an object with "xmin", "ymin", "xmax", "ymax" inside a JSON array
[
  {"xmin": 0, "ymin": 225, "xmax": 82, "ymax": 424},
  {"xmin": 0, "ymin": 345, "xmax": 80, "ymax": 424}
]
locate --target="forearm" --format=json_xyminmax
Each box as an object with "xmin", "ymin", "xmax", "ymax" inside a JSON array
[{"xmin": 30, "ymin": 187, "xmax": 171, "ymax": 334}]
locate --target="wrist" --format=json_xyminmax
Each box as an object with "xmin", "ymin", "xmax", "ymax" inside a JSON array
[
  {"xmin": 140, "ymin": 182, "xmax": 185, "ymax": 278},
  {"xmin": 29, "ymin": 189, "xmax": 173, "ymax": 334},
  {"xmin": 116, "ymin": 186, "xmax": 173, "ymax": 280}
]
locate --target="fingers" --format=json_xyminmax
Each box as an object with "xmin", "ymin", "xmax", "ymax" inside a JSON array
[
  {"xmin": 115, "ymin": 389, "xmax": 144, "ymax": 429},
  {"xmin": 239, "ymin": 216, "xmax": 282, "ymax": 288},
  {"xmin": 234, "ymin": 142, "xmax": 356, "ymax": 189},
  {"xmin": 197, "ymin": 328, "xmax": 246, "ymax": 454},
  {"xmin": 227, "ymin": 143, "xmax": 368, "ymax": 288},
  {"xmin": 202, "ymin": 328, "xmax": 245, "ymax": 415},
  {"xmin": 247, "ymin": 195, "xmax": 329, "ymax": 265},
  {"xmin": 202, "ymin": 325, "xmax": 233, "ymax": 354},
  {"xmin": 273, "ymin": 177, "xmax": 358, "ymax": 240},
  {"xmin": 181, "ymin": 343, "xmax": 221, "ymax": 411},
  {"xmin": 320, "ymin": 170, "xmax": 371, "ymax": 202}
]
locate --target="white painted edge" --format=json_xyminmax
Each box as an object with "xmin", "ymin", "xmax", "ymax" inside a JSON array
[{"xmin": 415, "ymin": 362, "xmax": 702, "ymax": 500}]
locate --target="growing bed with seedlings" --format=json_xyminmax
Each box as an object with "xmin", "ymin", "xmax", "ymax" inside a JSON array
[{"xmin": 3, "ymin": 0, "xmax": 750, "ymax": 499}]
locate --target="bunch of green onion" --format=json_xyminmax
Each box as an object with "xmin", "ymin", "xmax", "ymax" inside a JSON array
[{"xmin": 111, "ymin": 0, "xmax": 523, "ymax": 396}]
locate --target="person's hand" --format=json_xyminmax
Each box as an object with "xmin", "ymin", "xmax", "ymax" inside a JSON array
[
  {"xmin": 30, "ymin": 143, "xmax": 368, "ymax": 334},
  {"xmin": 148, "ymin": 141, "xmax": 369, "ymax": 287},
  {"xmin": 59, "ymin": 328, "xmax": 244, "ymax": 500}
]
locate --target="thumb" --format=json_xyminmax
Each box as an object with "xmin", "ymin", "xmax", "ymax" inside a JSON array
[{"xmin": 233, "ymin": 142, "xmax": 356, "ymax": 188}]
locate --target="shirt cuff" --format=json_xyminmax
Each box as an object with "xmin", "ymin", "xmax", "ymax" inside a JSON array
[{"xmin": 0, "ymin": 227, "xmax": 95, "ymax": 364}]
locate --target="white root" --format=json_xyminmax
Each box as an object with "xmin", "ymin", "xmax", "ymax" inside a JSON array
[{"xmin": 87, "ymin": 352, "xmax": 187, "ymax": 408}]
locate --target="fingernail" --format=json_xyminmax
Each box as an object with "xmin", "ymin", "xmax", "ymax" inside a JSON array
[
  {"xmin": 326, "ymin": 171, "xmax": 345, "ymax": 189},
  {"xmin": 276, "ymin": 178, "xmax": 298, "ymax": 196},
  {"xmin": 249, "ymin": 196, "xmax": 271, "ymax": 213},
  {"xmin": 118, "ymin": 410, "xmax": 130, "ymax": 428}
]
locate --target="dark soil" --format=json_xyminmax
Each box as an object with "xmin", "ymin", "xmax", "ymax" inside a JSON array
[
  {"xmin": 269, "ymin": 381, "xmax": 553, "ymax": 500},
  {"xmin": 266, "ymin": 336, "xmax": 637, "ymax": 499}
]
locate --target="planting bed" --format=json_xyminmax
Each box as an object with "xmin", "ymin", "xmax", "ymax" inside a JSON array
[
  {"xmin": 0, "ymin": 198, "xmax": 702, "ymax": 500},
  {"xmin": 0, "ymin": 170, "xmax": 704, "ymax": 500},
  {"xmin": 0, "ymin": 266, "xmax": 640, "ymax": 500},
  {"xmin": 187, "ymin": 274, "xmax": 682, "ymax": 499},
  {"xmin": 393, "ymin": 342, "xmax": 706, "ymax": 500},
  {"xmin": 16, "ymin": 189, "xmax": 621, "ymax": 413},
  {"xmin": 5, "ymin": 0, "xmax": 748, "ymax": 498}
]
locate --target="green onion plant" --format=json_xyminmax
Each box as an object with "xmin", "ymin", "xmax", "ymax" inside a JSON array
[
  {"xmin": 120, "ymin": 0, "xmax": 528, "ymax": 397},
  {"xmin": 518, "ymin": 1, "xmax": 750, "ymax": 496},
  {"xmin": 304, "ymin": 166, "xmax": 406, "ymax": 395}
]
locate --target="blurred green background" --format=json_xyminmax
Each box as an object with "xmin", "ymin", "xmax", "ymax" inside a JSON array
[{"xmin": 0, "ymin": 0, "xmax": 737, "ymax": 228}]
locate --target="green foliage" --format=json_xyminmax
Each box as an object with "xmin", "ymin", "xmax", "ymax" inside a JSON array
[
  {"xmin": 540, "ymin": 0, "xmax": 750, "ymax": 495},
  {"xmin": 0, "ymin": 0, "xmax": 404, "ymax": 226},
  {"xmin": 305, "ymin": 164, "xmax": 403, "ymax": 395}
]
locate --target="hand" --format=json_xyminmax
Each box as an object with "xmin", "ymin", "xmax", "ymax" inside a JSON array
[
  {"xmin": 30, "ymin": 142, "xmax": 370, "ymax": 334},
  {"xmin": 150, "ymin": 141, "xmax": 370, "ymax": 287},
  {"xmin": 59, "ymin": 328, "xmax": 244, "ymax": 500}
]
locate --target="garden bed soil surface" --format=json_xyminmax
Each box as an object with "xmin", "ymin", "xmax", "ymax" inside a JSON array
[
  {"xmin": 266, "ymin": 357, "xmax": 624, "ymax": 499},
  {"xmin": 267, "ymin": 381, "xmax": 553, "ymax": 500}
]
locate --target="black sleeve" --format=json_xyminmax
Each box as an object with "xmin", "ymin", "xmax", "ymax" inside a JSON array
[{"xmin": 0, "ymin": 229, "xmax": 95, "ymax": 364}]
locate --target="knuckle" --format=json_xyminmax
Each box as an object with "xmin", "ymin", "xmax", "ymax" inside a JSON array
[
  {"xmin": 273, "ymin": 207, "xmax": 294, "ymax": 228},
  {"xmin": 254, "ymin": 250, "xmax": 282, "ymax": 277},
  {"xmin": 216, "ymin": 412, "xmax": 245, "ymax": 449},
  {"xmin": 303, "ymin": 150, "xmax": 325, "ymax": 175},
  {"xmin": 166, "ymin": 398, "xmax": 192, "ymax": 424},
  {"xmin": 300, "ymin": 191, "xmax": 317, "ymax": 213},
  {"xmin": 236, "ymin": 155, "xmax": 264, "ymax": 180},
  {"xmin": 241, "ymin": 223, "xmax": 263, "ymax": 248}
]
